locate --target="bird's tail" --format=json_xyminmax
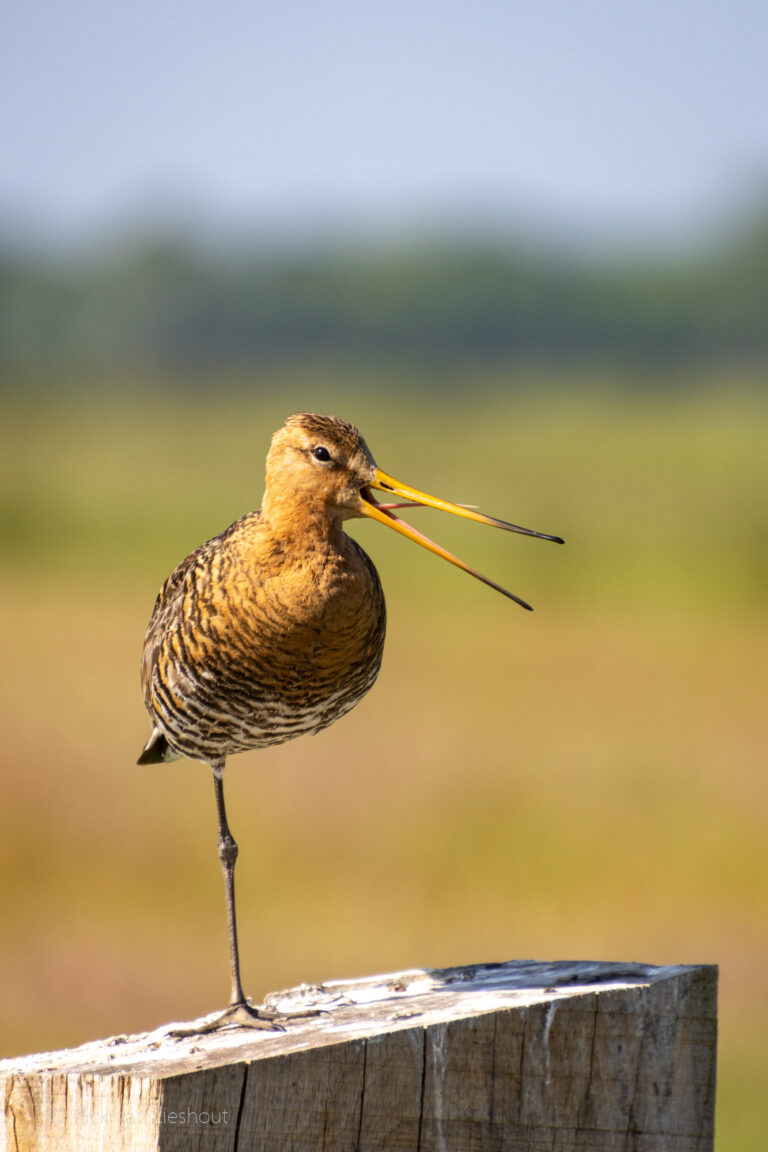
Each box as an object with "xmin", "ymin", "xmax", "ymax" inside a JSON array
[{"xmin": 137, "ymin": 728, "xmax": 180, "ymax": 765}]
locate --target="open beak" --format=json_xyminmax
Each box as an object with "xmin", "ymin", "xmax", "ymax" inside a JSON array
[{"xmin": 359, "ymin": 467, "xmax": 563, "ymax": 611}]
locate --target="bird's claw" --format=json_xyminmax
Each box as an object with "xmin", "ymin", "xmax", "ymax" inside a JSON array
[{"xmin": 167, "ymin": 1001, "xmax": 286, "ymax": 1038}]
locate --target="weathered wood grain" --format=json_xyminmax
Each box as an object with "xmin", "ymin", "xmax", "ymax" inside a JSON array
[{"xmin": 0, "ymin": 960, "xmax": 717, "ymax": 1151}]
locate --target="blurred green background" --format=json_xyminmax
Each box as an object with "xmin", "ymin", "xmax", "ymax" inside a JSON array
[{"xmin": 2, "ymin": 3, "xmax": 768, "ymax": 1148}]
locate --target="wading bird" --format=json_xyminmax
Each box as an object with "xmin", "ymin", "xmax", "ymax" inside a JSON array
[{"xmin": 138, "ymin": 413, "xmax": 562, "ymax": 1031}]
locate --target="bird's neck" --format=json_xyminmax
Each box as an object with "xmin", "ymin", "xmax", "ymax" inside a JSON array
[{"xmin": 260, "ymin": 489, "xmax": 345, "ymax": 552}]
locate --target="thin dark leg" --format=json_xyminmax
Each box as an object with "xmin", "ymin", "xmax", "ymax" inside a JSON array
[
  {"xmin": 213, "ymin": 769, "xmax": 248, "ymax": 1007},
  {"xmin": 168, "ymin": 765, "xmax": 282, "ymax": 1035},
  {"xmin": 167, "ymin": 763, "xmax": 326, "ymax": 1038},
  {"xmin": 205, "ymin": 765, "xmax": 281, "ymax": 1029}
]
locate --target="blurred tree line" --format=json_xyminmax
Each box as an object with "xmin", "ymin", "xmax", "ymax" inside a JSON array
[{"xmin": 1, "ymin": 203, "xmax": 767, "ymax": 382}]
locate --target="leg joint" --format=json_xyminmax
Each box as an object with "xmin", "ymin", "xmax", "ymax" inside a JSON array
[{"xmin": 218, "ymin": 832, "xmax": 238, "ymax": 869}]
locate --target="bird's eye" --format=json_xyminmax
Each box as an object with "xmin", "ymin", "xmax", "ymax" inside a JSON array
[{"xmin": 312, "ymin": 446, "xmax": 332, "ymax": 462}]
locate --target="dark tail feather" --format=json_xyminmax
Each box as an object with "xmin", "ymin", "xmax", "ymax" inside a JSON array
[{"xmin": 137, "ymin": 729, "xmax": 176, "ymax": 765}]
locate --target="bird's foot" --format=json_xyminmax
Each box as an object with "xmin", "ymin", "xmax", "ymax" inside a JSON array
[{"xmin": 167, "ymin": 1000, "xmax": 285, "ymax": 1038}]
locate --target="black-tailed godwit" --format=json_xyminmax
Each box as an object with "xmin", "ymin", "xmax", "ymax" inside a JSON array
[{"xmin": 138, "ymin": 412, "xmax": 562, "ymax": 1030}]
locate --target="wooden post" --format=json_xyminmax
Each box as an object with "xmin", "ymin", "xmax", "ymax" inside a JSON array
[{"xmin": 1, "ymin": 960, "xmax": 716, "ymax": 1152}]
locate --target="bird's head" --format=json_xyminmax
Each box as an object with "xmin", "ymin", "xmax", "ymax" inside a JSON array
[
  {"xmin": 265, "ymin": 413, "xmax": 378, "ymax": 518},
  {"xmin": 265, "ymin": 412, "xmax": 563, "ymax": 609}
]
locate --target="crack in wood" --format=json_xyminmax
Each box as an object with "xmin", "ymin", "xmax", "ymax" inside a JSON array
[
  {"xmin": 517, "ymin": 1005, "xmax": 527, "ymax": 1120},
  {"xmin": 232, "ymin": 1062, "xmax": 249, "ymax": 1152},
  {"xmin": 489, "ymin": 1011, "xmax": 498, "ymax": 1137},
  {"xmin": 354, "ymin": 1038, "xmax": 367, "ymax": 1152},
  {"xmin": 7, "ymin": 1101, "xmax": 19, "ymax": 1152},
  {"xmin": 416, "ymin": 1027, "xmax": 427, "ymax": 1152},
  {"xmin": 578, "ymin": 993, "xmax": 600, "ymax": 1133},
  {"xmin": 625, "ymin": 995, "xmax": 646, "ymax": 1149}
]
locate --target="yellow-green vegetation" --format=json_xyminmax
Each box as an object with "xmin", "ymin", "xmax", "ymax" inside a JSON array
[{"xmin": 1, "ymin": 370, "xmax": 765, "ymax": 1149}]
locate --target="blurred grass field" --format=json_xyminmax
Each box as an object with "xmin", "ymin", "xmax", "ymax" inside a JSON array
[{"xmin": 1, "ymin": 369, "xmax": 766, "ymax": 1147}]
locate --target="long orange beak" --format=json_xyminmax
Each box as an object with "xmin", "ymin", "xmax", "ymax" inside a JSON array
[{"xmin": 359, "ymin": 467, "xmax": 563, "ymax": 611}]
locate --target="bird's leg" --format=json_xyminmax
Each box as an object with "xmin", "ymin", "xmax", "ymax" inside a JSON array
[
  {"xmin": 213, "ymin": 767, "xmax": 246, "ymax": 1006},
  {"xmin": 168, "ymin": 764, "xmax": 327, "ymax": 1038},
  {"xmin": 204, "ymin": 766, "xmax": 283, "ymax": 1029},
  {"xmin": 169, "ymin": 766, "xmax": 282, "ymax": 1036}
]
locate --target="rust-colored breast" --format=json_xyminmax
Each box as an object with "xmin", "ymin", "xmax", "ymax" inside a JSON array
[{"xmin": 141, "ymin": 512, "xmax": 385, "ymax": 765}]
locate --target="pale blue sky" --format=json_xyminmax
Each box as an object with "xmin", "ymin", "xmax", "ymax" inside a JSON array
[{"xmin": 2, "ymin": 0, "xmax": 766, "ymax": 242}]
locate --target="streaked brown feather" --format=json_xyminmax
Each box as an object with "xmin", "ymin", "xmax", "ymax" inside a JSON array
[{"xmin": 139, "ymin": 415, "xmax": 385, "ymax": 767}]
